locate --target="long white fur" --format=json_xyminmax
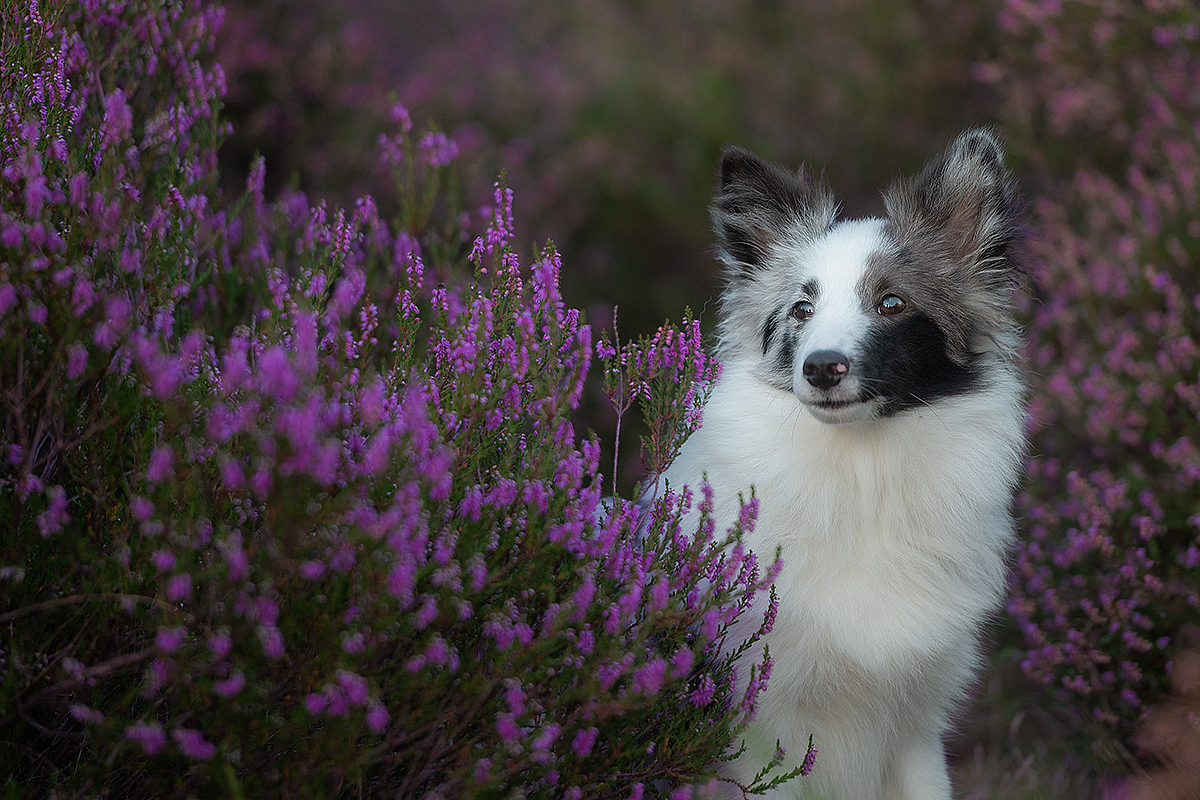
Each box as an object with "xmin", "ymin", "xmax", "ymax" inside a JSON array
[{"xmin": 661, "ymin": 138, "xmax": 1026, "ymax": 799}]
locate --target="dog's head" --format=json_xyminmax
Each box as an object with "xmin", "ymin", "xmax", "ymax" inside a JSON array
[{"xmin": 710, "ymin": 128, "xmax": 1024, "ymax": 424}]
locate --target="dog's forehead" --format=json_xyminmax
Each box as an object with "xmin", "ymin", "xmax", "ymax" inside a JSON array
[{"xmin": 790, "ymin": 218, "xmax": 887, "ymax": 295}]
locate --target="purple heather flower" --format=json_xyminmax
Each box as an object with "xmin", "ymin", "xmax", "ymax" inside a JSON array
[
  {"xmin": 631, "ymin": 658, "xmax": 667, "ymax": 696},
  {"xmin": 571, "ymin": 726, "xmax": 599, "ymax": 757},
  {"xmin": 36, "ymin": 485, "xmax": 70, "ymax": 536},
  {"xmin": 390, "ymin": 101, "xmax": 413, "ymax": 133},
  {"xmin": 125, "ymin": 721, "xmax": 167, "ymax": 755},
  {"xmin": 531, "ymin": 723, "xmax": 561, "ymax": 752},
  {"xmin": 689, "ymin": 674, "xmax": 716, "ymax": 707},
  {"xmin": 299, "ymin": 560, "xmax": 326, "ymax": 581},
  {"xmin": 156, "ymin": 626, "xmax": 185, "ymax": 653},
  {"xmin": 165, "ymin": 573, "xmax": 191, "ymax": 602},
  {"xmin": 214, "ymin": 671, "xmax": 245, "ymax": 697},
  {"xmin": 222, "ymin": 535, "xmax": 249, "ymax": 581},
  {"xmin": 366, "ymin": 702, "xmax": 390, "ymax": 734},
  {"xmin": 66, "ymin": 342, "xmax": 88, "ymax": 378},
  {"xmin": 496, "ymin": 714, "xmax": 521, "ymax": 744},
  {"xmin": 172, "ymin": 728, "xmax": 216, "ymax": 760},
  {"xmin": 68, "ymin": 703, "xmax": 104, "ymax": 725},
  {"xmin": 257, "ymin": 625, "xmax": 284, "ymax": 659},
  {"xmin": 418, "ymin": 131, "xmax": 459, "ymax": 168},
  {"xmin": 304, "ymin": 692, "xmax": 329, "ymax": 715},
  {"xmin": 336, "ymin": 670, "xmax": 369, "ymax": 706},
  {"xmin": 671, "ymin": 647, "xmax": 694, "ymax": 678},
  {"xmin": 413, "ymin": 595, "xmax": 438, "ymax": 629},
  {"xmin": 146, "ymin": 445, "xmax": 174, "ymax": 483},
  {"xmin": 207, "ymin": 631, "xmax": 232, "ymax": 659},
  {"xmin": 0, "ymin": 283, "xmax": 16, "ymax": 316}
]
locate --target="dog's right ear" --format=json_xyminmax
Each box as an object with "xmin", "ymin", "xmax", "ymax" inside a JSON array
[{"xmin": 711, "ymin": 146, "xmax": 836, "ymax": 279}]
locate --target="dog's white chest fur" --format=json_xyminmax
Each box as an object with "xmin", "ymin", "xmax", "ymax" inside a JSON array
[{"xmin": 664, "ymin": 358, "xmax": 1024, "ymax": 799}]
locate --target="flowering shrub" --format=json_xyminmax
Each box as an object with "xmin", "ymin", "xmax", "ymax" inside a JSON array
[
  {"xmin": 0, "ymin": 1, "xmax": 801, "ymax": 797},
  {"xmin": 979, "ymin": 0, "xmax": 1200, "ymax": 758}
]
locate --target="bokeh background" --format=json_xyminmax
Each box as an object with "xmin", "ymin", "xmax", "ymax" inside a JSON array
[
  {"xmin": 217, "ymin": 0, "xmax": 1003, "ymax": 336},
  {"xmin": 207, "ymin": 1, "xmax": 1200, "ymax": 797}
]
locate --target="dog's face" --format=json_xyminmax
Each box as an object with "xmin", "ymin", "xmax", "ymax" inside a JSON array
[{"xmin": 710, "ymin": 129, "xmax": 1023, "ymax": 424}]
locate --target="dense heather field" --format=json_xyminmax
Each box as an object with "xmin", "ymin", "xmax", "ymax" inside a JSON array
[{"xmin": 2, "ymin": 1, "xmax": 1199, "ymax": 798}]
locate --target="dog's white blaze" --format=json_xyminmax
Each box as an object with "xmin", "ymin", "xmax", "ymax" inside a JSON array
[
  {"xmin": 782, "ymin": 219, "xmax": 884, "ymax": 420},
  {"xmin": 792, "ymin": 219, "xmax": 882, "ymax": 368}
]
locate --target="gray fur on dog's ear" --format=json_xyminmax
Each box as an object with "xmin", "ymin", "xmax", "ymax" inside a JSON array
[
  {"xmin": 884, "ymin": 128, "xmax": 1023, "ymax": 278},
  {"xmin": 882, "ymin": 128, "xmax": 1025, "ymax": 358},
  {"xmin": 710, "ymin": 146, "xmax": 837, "ymax": 279}
]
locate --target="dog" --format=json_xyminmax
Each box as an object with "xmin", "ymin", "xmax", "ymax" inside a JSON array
[{"xmin": 660, "ymin": 129, "xmax": 1026, "ymax": 799}]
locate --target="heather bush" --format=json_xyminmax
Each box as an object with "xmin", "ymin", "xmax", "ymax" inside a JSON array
[
  {"xmin": 0, "ymin": 2, "xmax": 804, "ymax": 797},
  {"xmin": 978, "ymin": 0, "xmax": 1200, "ymax": 762}
]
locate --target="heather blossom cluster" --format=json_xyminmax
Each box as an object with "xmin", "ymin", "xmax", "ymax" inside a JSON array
[
  {"xmin": 598, "ymin": 310, "xmax": 720, "ymax": 492},
  {"xmin": 1, "ymin": 2, "xmax": 794, "ymax": 797},
  {"xmin": 979, "ymin": 0, "xmax": 1200, "ymax": 757}
]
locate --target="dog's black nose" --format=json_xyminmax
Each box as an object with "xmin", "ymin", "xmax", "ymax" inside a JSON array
[{"xmin": 803, "ymin": 350, "xmax": 850, "ymax": 389}]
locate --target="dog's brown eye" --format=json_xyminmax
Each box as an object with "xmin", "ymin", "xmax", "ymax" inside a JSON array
[
  {"xmin": 878, "ymin": 295, "xmax": 906, "ymax": 316},
  {"xmin": 790, "ymin": 300, "xmax": 815, "ymax": 321}
]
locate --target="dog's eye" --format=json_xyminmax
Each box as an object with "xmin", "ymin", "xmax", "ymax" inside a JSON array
[
  {"xmin": 790, "ymin": 300, "xmax": 815, "ymax": 321},
  {"xmin": 878, "ymin": 295, "xmax": 906, "ymax": 316}
]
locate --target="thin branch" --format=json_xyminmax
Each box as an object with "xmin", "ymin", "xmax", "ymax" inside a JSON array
[
  {"xmin": 0, "ymin": 593, "xmax": 175, "ymax": 625},
  {"xmin": 17, "ymin": 646, "xmax": 157, "ymax": 712}
]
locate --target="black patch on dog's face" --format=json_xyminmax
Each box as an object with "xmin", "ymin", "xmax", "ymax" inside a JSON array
[
  {"xmin": 858, "ymin": 312, "xmax": 982, "ymax": 415},
  {"xmin": 758, "ymin": 301, "xmax": 801, "ymax": 388},
  {"xmin": 761, "ymin": 313, "xmax": 779, "ymax": 355},
  {"xmin": 770, "ymin": 325, "xmax": 798, "ymax": 381}
]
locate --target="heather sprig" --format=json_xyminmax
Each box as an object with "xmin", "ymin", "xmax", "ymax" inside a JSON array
[{"xmin": 597, "ymin": 308, "xmax": 720, "ymax": 496}]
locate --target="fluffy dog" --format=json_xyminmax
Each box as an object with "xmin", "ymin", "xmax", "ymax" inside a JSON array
[{"xmin": 662, "ymin": 129, "xmax": 1026, "ymax": 799}]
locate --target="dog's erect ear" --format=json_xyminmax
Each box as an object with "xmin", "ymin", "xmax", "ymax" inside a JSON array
[
  {"xmin": 711, "ymin": 146, "xmax": 836, "ymax": 278},
  {"xmin": 884, "ymin": 128, "xmax": 1022, "ymax": 277}
]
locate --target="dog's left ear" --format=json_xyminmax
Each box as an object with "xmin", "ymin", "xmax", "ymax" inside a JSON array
[{"xmin": 884, "ymin": 128, "xmax": 1022, "ymax": 279}]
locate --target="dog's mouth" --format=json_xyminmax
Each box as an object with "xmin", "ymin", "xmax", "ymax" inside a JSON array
[
  {"xmin": 811, "ymin": 398, "xmax": 857, "ymax": 410},
  {"xmin": 801, "ymin": 393, "xmax": 878, "ymax": 424}
]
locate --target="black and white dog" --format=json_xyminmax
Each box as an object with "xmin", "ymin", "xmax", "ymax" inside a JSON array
[{"xmin": 663, "ymin": 129, "xmax": 1026, "ymax": 799}]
